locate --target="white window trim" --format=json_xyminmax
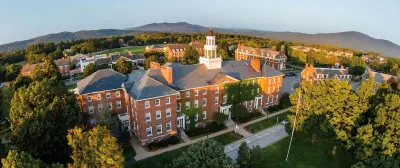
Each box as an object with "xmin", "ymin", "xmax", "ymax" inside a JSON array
[
  {"xmin": 117, "ymin": 101, "xmax": 122, "ymax": 109},
  {"xmin": 145, "ymin": 101, "xmax": 150, "ymax": 109},
  {"xmin": 146, "ymin": 126, "xmax": 152, "ymax": 137},
  {"xmin": 89, "ymin": 106, "xmax": 94, "ymax": 114},
  {"xmin": 195, "ymin": 90, "xmax": 199, "ymax": 96},
  {"xmin": 215, "ymin": 97, "xmax": 219, "ymax": 104},
  {"xmin": 186, "ymin": 91, "xmax": 190, "ymax": 98},
  {"xmin": 106, "ymin": 92, "xmax": 111, "ymax": 99},
  {"xmin": 157, "ymin": 123, "xmax": 163, "ymax": 134},
  {"xmin": 177, "ymin": 103, "xmax": 181, "ymax": 112},
  {"xmin": 203, "ymin": 111, "xmax": 207, "ymax": 119},
  {"xmin": 107, "ymin": 102, "xmax": 112, "ymax": 110},
  {"xmin": 155, "ymin": 99, "xmax": 160, "ymax": 106},
  {"xmin": 156, "ymin": 110, "xmax": 161, "ymax": 120},
  {"xmin": 202, "ymin": 98, "xmax": 207, "ymax": 106},
  {"xmin": 194, "ymin": 100, "xmax": 199, "ymax": 108},
  {"xmin": 87, "ymin": 96, "xmax": 92, "ymax": 102},
  {"xmin": 116, "ymin": 91, "xmax": 120, "ymax": 97},
  {"xmin": 90, "ymin": 119, "xmax": 96, "ymax": 126},
  {"xmin": 146, "ymin": 112, "xmax": 151, "ymax": 122},
  {"xmin": 166, "ymin": 121, "xmax": 172, "ymax": 131},
  {"xmin": 97, "ymin": 94, "xmax": 102, "ymax": 100},
  {"xmin": 166, "ymin": 108, "xmax": 171, "ymax": 117},
  {"xmin": 215, "ymin": 87, "xmax": 219, "ymax": 93},
  {"xmin": 166, "ymin": 97, "xmax": 170, "ymax": 104},
  {"xmin": 176, "ymin": 93, "xmax": 180, "ymax": 99},
  {"xmin": 203, "ymin": 88, "xmax": 207, "ymax": 95},
  {"xmin": 186, "ymin": 101, "xmax": 190, "ymax": 109}
]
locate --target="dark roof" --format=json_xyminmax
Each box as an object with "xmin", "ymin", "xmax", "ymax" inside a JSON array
[
  {"xmin": 149, "ymin": 44, "xmax": 164, "ymax": 49},
  {"xmin": 111, "ymin": 53, "xmax": 132, "ymax": 62},
  {"xmin": 207, "ymin": 28, "xmax": 214, "ymax": 36},
  {"xmin": 125, "ymin": 70, "xmax": 178, "ymax": 100},
  {"xmin": 96, "ymin": 57, "xmax": 112, "ymax": 65},
  {"xmin": 147, "ymin": 60, "xmax": 284, "ymax": 90},
  {"xmin": 132, "ymin": 54, "xmax": 145, "ymax": 60},
  {"xmin": 313, "ymin": 68, "xmax": 350, "ymax": 78},
  {"xmin": 54, "ymin": 59, "xmax": 69, "ymax": 66},
  {"xmin": 77, "ymin": 69, "xmax": 127, "ymax": 94}
]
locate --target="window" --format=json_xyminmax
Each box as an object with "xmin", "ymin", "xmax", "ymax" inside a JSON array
[
  {"xmin": 117, "ymin": 101, "xmax": 122, "ymax": 108},
  {"xmin": 203, "ymin": 111, "xmax": 206, "ymax": 119},
  {"xmin": 155, "ymin": 99, "xmax": 160, "ymax": 106},
  {"xmin": 252, "ymin": 80, "xmax": 255, "ymax": 85},
  {"xmin": 116, "ymin": 91, "xmax": 120, "ymax": 97},
  {"xmin": 98, "ymin": 103, "xmax": 103, "ymax": 111},
  {"xmin": 202, "ymin": 98, "xmax": 207, "ymax": 106},
  {"xmin": 271, "ymin": 96, "xmax": 274, "ymax": 103},
  {"xmin": 194, "ymin": 90, "xmax": 198, "ymax": 96},
  {"xmin": 257, "ymin": 88, "xmax": 260, "ymax": 93},
  {"xmin": 146, "ymin": 112, "xmax": 151, "ymax": 122},
  {"xmin": 276, "ymin": 94, "xmax": 279, "ymax": 102},
  {"xmin": 185, "ymin": 101, "xmax": 190, "ymax": 109},
  {"xmin": 203, "ymin": 88, "xmax": 207, "ymax": 95},
  {"xmin": 166, "ymin": 97, "xmax": 170, "ymax": 104},
  {"xmin": 107, "ymin": 102, "xmax": 112, "ymax": 110},
  {"xmin": 186, "ymin": 91, "xmax": 190, "ymax": 98},
  {"xmin": 96, "ymin": 94, "xmax": 101, "ymax": 100},
  {"xmin": 273, "ymin": 78, "xmax": 276, "ymax": 83},
  {"xmin": 145, "ymin": 101, "xmax": 150, "ymax": 108},
  {"xmin": 215, "ymin": 86, "xmax": 219, "ymax": 93},
  {"xmin": 273, "ymin": 86, "xmax": 275, "ymax": 92},
  {"xmin": 258, "ymin": 79, "xmax": 260, "ymax": 84},
  {"xmin": 166, "ymin": 108, "xmax": 171, "ymax": 117},
  {"xmin": 156, "ymin": 110, "xmax": 161, "ymax": 120},
  {"xmin": 193, "ymin": 100, "xmax": 198, "ymax": 108},
  {"xmin": 266, "ymin": 97, "xmax": 269, "ymax": 104},
  {"xmin": 89, "ymin": 106, "xmax": 94, "ymax": 114},
  {"xmin": 268, "ymin": 87, "xmax": 270, "ymax": 93},
  {"xmin": 215, "ymin": 97, "xmax": 219, "ymax": 104},
  {"xmin": 157, "ymin": 123, "xmax": 162, "ymax": 134},
  {"xmin": 166, "ymin": 121, "xmax": 171, "ymax": 131},
  {"xmin": 87, "ymin": 96, "xmax": 92, "ymax": 102},
  {"xmin": 106, "ymin": 92, "xmax": 111, "ymax": 99},
  {"xmin": 177, "ymin": 103, "xmax": 181, "ymax": 112},
  {"xmin": 269, "ymin": 79, "xmax": 271, "ymax": 84},
  {"xmin": 91, "ymin": 119, "xmax": 96, "ymax": 127},
  {"xmin": 278, "ymin": 77, "xmax": 280, "ymax": 82},
  {"xmin": 195, "ymin": 113, "xmax": 198, "ymax": 121},
  {"xmin": 223, "ymin": 95, "xmax": 227, "ymax": 104},
  {"xmin": 176, "ymin": 93, "xmax": 180, "ymax": 99},
  {"xmin": 146, "ymin": 126, "xmax": 152, "ymax": 136}
]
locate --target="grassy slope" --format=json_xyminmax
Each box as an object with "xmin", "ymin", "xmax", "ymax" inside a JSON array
[
  {"xmin": 96, "ymin": 46, "xmax": 146, "ymax": 55},
  {"xmin": 245, "ymin": 112, "xmax": 288, "ymax": 133}
]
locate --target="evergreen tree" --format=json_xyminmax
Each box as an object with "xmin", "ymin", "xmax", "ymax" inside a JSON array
[
  {"xmin": 183, "ymin": 45, "xmax": 199, "ymax": 65},
  {"xmin": 83, "ymin": 63, "xmax": 97, "ymax": 78},
  {"xmin": 114, "ymin": 58, "xmax": 132, "ymax": 74}
]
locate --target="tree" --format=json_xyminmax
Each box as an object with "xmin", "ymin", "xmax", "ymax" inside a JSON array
[
  {"xmin": 169, "ymin": 140, "xmax": 231, "ymax": 168},
  {"xmin": 231, "ymin": 104, "xmax": 249, "ymax": 122},
  {"xmin": 42, "ymin": 58, "xmax": 62, "ymax": 81},
  {"xmin": 213, "ymin": 112, "xmax": 228, "ymax": 125},
  {"xmin": 10, "ymin": 78, "xmax": 83, "ymax": 163},
  {"xmin": 1, "ymin": 150, "xmax": 63, "ymax": 168},
  {"xmin": 4, "ymin": 64, "xmax": 21, "ymax": 82},
  {"xmin": 291, "ymin": 50, "xmax": 307, "ymax": 63},
  {"xmin": 114, "ymin": 58, "xmax": 132, "ymax": 75},
  {"xmin": 83, "ymin": 63, "xmax": 97, "ymax": 77},
  {"xmin": 1, "ymin": 150, "xmax": 42, "ymax": 168},
  {"xmin": 217, "ymin": 40, "xmax": 230, "ymax": 60},
  {"xmin": 183, "ymin": 45, "xmax": 199, "ymax": 65},
  {"xmin": 67, "ymin": 126, "xmax": 124, "ymax": 167},
  {"xmin": 144, "ymin": 55, "xmax": 160, "ymax": 69},
  {"xmin": 349, "ymin": 66, "xmax": 366, "ymax": 76},
  {"xmin": 237, "ymin": 142, "xmax": 263, "ymax": 168}
]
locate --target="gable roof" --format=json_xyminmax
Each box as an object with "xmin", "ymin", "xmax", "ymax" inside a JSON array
[
  {"xmin": 96, "ymin": 57, "xmax": 112, "ymax": 65},
  {"xmin": 313, "ymin": 68, "xmax": 350, "ymax": 78},
  {"xmin": 369, "ymin": 70, "xmax": 398, "ymax": 83},
  {"xmin": 54, "ymin": 59, "xmax": 69, "ymax": 66},
  {"xmin": 125, "ymin": 70, "xmax": 178, "ymax": 100},
  {"xmin": 147, "ymin": 60, "xmax": 284, "ymax": 90},
  {"xmin": 77, "ymin": 69, "xmax": 127, "ymax": 94},
  {"xmin": 132, "ymin": 54, "xmax": 145, "ymax": 60},
  {"xmin": 111, "ymin": 53, "xmax": 132, "ymax": 62}
]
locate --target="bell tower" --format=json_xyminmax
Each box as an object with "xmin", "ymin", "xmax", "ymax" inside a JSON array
[{"xmin": 199, "ymin": 27, "xmax": 222, "ymax": 69}]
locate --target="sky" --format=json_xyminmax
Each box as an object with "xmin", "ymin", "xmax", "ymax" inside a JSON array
[{"xmin": 0, "ymin": 0, "xmax": 399, "ymax": 45}]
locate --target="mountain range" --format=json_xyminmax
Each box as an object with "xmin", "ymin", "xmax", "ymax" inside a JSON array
[{"xmin": 1, "ymin": 22, "xmax": 399, "ymax": 57}]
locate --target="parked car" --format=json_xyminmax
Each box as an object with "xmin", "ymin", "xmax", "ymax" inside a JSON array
[{"xmin": 284, "ymin": 72, "xmax": 297, "ymax": 78}]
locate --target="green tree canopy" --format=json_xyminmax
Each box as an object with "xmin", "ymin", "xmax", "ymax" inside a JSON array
[
  {"xmin": 169, "ymin": 140, "xmax": 231, "ymax": 168},
  {"xmin": 10, "ymin": 78, "xmax": 82, "ymax": 163},
  {"xmin": 67, "ymin": 126, "xmax": 124, "ymax": 167},
  {"xmin": 1, "ymin": 150, "xmax": 63, "ymax": 168},
  {"xmin": 144, "ymin": 55, "xmax": 161, "ymax": 69},
  {"xmin": 114, "ymin": 58, "xmax": 132, "ymax": 74},
  {"xmin": 237, "ymin": 142, "xmax": 263, "ymax": 168},
  {"xmin": 183, "ymin": 45, "xmax": 199, "ymax": 65},
  {"xmin": 83, "ymin": 63, "xmax": 97, "ymax": 78}
]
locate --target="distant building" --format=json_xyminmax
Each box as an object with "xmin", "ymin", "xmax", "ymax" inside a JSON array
[
  {"xmin": 368, "ymin": 68, "xmax": 398, "ymax": 84},
  {"xmin": 21, "ymin": 58, "xmax": 70, "ymax": 77},
  {"xmin": 145, "ymin": 42, "xmax": 204, "ymax": 62},
  {"xmin": 301, "ymin": 64, "xmax": 352, "ymax": 82},
  {"xmin": 234, "ymin": 44, "xmax": 287, "ymax": 70},
  {"xmin": 79, "ymin": 52, "xmax": 144, "ymax": 72},
  {"xmin": 292, "ymin": 46, "xmax": 353, "ymax": 57}
]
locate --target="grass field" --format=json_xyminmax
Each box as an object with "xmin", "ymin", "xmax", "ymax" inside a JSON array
[
  {"xmin": 96, "ymin": 46, "xmax": 146, "ymax": 55},
  {"xmin": 66, "ymin": 84, "xmax": 77, "ymax": 90},
  {"xmin": 133, "ymin": 131, "xmax": 243, "ymax": 168},
  {"xmin": 245, "ymin": 112, "xmax": 288, "ymax": 133},
  {"xmin": 259, "ymin": 133, "xmax": 354, "ymax": 168}
]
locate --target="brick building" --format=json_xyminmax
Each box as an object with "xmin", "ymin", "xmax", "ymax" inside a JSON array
[
  {"xmin": 300, "ymin": 63, "xmax": 352, "ymax": 82},
  {"xmin": 235, "ymin": 44, "xmax": 287, "ymax": 70},
  {"xmin": 21, "ymin": 58, "xmax": 70, "ymax": 77},
  {"xmin": 145, "ymin": 42, "xmax": 204, "ymax": 62},
  {"xmin": 77, "ymin": 29, "xmax": 284, "ymax": 145}
]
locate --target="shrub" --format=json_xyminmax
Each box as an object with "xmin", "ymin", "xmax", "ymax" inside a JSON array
[
  {"xmin": 167, "ymin": 136, "xmax": 181, "ymax": 145},
  {"xmin": 147, "ymin": 135, "xmax": 181, "ymax": 150},
  {"xmin": 231, "ymin": 104, "xmax": 249, "ymax": 122},
  {"xmin": 213, "ymin": 112, "xmax": 228, "ymax": 125},
  {"xmin": 185, "ymin": 122, "xmax": 226, "ymax": 137}
]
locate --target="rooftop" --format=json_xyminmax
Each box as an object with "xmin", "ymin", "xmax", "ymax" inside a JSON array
[{"xmin": 77, "ymin": 69, "xmax": 127, "ymax": 94}]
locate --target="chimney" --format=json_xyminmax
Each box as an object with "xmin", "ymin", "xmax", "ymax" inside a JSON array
[
  {"xmin": 251, "ymin": 59, "xmax": 261, "ymax": 72},
  {"xmin": 150, "ymin": 62, "xmax": 161, "ymax": 69},
  {"xmin": 161, "ymin": 66, "xmax": 173, "ymax": 84},
  {"xmin": 310, "ymin": 64, "xmax": 314, "ymax": 68}
]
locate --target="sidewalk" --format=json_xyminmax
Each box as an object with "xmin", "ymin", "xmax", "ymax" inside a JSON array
[{"xmin": 132, "ymin": 108, "xmax": 290, "ymax": 161}]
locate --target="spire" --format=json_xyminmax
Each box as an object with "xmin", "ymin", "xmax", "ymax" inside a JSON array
[{"xmin": 207, "ymin": 26, "xmax": 214, "ymax": 36}]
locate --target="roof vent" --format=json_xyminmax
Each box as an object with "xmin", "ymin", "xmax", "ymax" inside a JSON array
[
  {"xmin": 232, "ymin": 64, "xmax": 236, "ymax": 67},
  {"xmin": 245, "ymin": 62, "xmax": 248, "ymax": 66}
]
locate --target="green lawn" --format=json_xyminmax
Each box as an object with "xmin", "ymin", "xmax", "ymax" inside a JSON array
[
  {"xmin": 245, "ymin": 112, "xmax": 288, "ymax": 133},
  {"xmin": 134, "ymin": 131, "xmax": 243, "ymax": 168},
  {"xmin": 96, "ymin": 46, "xmax": 146, "ymax": 55},
  {"xmin": 66, "ymin": 84, "xmax": 77, "ymax": 90},
  {"xmin": 259, "ymin": 133, "xmax": 354, "ymax": 168},
  {"xmin": 14, "ymin": 61, "xmax": 27, "ymax": 66},
  {"xmin": 120, "ymin": 141, "xmax": 136, "ymax": 161}
]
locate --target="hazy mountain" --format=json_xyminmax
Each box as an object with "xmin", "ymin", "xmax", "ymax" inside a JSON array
[{"xmin": 1, "ymin": 22, "xmax": 400, "ymax": 57}]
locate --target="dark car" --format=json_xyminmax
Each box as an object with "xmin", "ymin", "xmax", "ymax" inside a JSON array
[{"xmin": 284, "ymin": 72, "xmax": 297, "ymax": 77}]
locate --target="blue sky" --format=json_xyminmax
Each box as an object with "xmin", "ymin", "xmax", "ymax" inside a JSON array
[{"xmin": 1, "ymin": 0, "xmax": 399, "ymax": 45}]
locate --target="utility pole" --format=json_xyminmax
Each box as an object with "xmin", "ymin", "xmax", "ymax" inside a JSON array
[{"xmin": 285, "ymin": 92, "xmax": 301, "ymax": 162}]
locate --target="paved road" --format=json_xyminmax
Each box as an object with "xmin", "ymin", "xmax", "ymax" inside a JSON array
[
  {"xmin": 225, "ymin": 124, "xmax": 289, "ymax": 160},
  {"xmin": 282, "ymin": 75, "xmax": 300, "ymax": 94}
]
